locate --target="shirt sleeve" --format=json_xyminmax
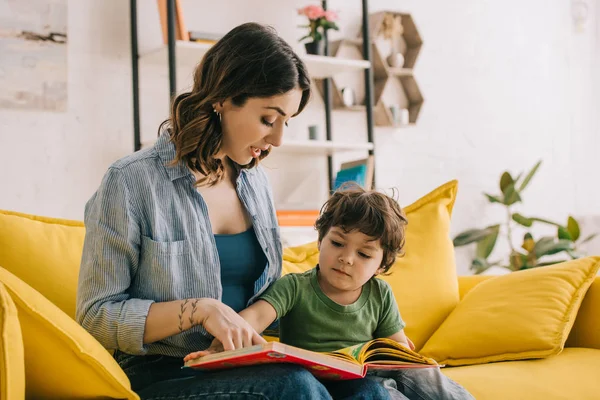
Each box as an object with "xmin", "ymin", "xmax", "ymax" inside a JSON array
[
  {"xmin": 75, "ymin": 167, "xmax": 154, "ymax": 355},
  {"xmin": 258, "ymin": 274, "xmax": 299, "ymax": 319},
  {"xmin": 374, "ymin": 280, "xmax": 405, "ymax": 338}
]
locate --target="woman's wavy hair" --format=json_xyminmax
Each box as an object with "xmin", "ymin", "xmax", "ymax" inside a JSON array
[{"xmin": 160, "ymin": 23, "xmax": 311, "ymax": 185}]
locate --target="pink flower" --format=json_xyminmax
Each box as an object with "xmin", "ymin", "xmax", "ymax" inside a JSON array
[
  {"xmin": 298, "ymin": 5, "xmax": 325, "ymax": 20},
  {"xmin": 323, "ymin": 10, "xmax": 338, "ymax": 22}
]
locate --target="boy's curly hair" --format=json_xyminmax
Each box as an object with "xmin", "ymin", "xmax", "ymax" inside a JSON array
[{"xmin": 315, "ymin": 183, "xmax": 408, "ymax": 273}]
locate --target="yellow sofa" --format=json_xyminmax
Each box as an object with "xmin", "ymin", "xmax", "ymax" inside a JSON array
[{"xmin": 1, "ymin": 180, "xmax": 599, "ymax": 399}]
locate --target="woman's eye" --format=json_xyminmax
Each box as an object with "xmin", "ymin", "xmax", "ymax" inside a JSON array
[
  {"xmin": 261, "ymin": 118, "xmax": 275, "ymax": 127},
  {"xmin": 331, "ymin": 240, "xmax": 342, "ymax": 247}
]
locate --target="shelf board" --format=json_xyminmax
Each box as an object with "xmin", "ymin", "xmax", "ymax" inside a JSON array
[
  {"xmin": 279, "ymin": 140, "xmax": 373, "ymax": 155},
  {"xmin": 389, "ymin": 67, "xmax": 413, "ymax": 77},
  {"xmin": 141, "ymin": 139, "xmax": 373, "ymax": 155},
  {"xmin": 140, "ymin": 41, "xmax": 371, "ymax": 79}
]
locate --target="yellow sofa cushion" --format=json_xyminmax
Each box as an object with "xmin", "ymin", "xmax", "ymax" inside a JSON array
[
  {"xmin": 0, "ymin": 210, "xmax": 85, "ymax": 319},
  {"xmin": 282, "ymin": 180, "xmax": 460, "ymax": 350},
  {"xmin": 0, "ymin": 266, "xmax": 138, "ymax": 399},
  {"xmin": 421, "ymin": 257, "xmax": 600, "ymax": 366},
  {"xmin": 567, "ymin": 276, "xmax": 600, "ymax": 350},
  {"xmin": 0, "ymin": 281, "xmax": 25, "ymax": 400},
  {"xmin": 442, "ymin": 348, "xmax": 600, "ymax": 400}
]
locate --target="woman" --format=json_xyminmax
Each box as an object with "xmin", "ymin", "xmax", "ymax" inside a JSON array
[{"xmin": 76, "ymin": 23, "xmax": 390, "ymax": 399}]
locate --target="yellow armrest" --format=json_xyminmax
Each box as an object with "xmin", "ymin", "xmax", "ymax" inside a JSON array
[{"xmin": 567, "ymin": 276, "xmax": 600, "ymax": 349}]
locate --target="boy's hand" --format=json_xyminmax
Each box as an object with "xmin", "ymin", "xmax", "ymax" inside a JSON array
[
  {"xmin": 183, "ymin": 338, "xmax": 225, "ymax": 362},
  {"xmin": 407, "ymin": 337, "xmax": 415, "ymax": 350}
]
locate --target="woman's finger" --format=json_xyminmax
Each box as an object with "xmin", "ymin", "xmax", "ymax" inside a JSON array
[
  {"xmin": 231, "ymin": 329, "xmax": 243, "ymax": 349},
  {"xmin": 252, "ymin": 330, "xmax": 267, "ymax": 345},
  {"xmin": 243, "ymin": 329, "xmax": 253, "ymax": 348},
  {"xmin": 220, "ymin": 335, "xmax": 235, "ymax": 352}
]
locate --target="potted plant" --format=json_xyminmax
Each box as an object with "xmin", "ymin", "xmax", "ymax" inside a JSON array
[
  {"xmin": 297, "ymin": 4, "xmax": 339, "ymax": 55},
  {"xmin": 453, "ymin": 160, "xmax": 597, "ymax": 274}
]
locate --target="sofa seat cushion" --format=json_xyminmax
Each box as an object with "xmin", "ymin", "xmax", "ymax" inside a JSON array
[{"xmin": 442, "ymin": 348, "xmax": 600, "ymax": 399}]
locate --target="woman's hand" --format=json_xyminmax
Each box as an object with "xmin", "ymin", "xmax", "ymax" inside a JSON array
[
  {"xmin": 197, "ymin": 298, "xmax": 266, "ymax": 351},
  {"xmin": 184, "ymin": 338, "xmax": 224, "ymax": 362}
]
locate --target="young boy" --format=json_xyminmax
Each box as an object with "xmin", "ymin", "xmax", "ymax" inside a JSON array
[{"xmin": 186, "ymin": 185, "xmax": 473, "ymax": 399}]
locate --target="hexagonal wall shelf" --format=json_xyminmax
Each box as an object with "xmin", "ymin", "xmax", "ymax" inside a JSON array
[
  {"xmin": 360, "ymin": 11, "xmax": 424, "ymax": 127},
  {"xmin": 314, "ymin": 39, "xmax": 388, "ymax": 111}
]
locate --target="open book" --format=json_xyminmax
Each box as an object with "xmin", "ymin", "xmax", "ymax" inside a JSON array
[{"xmin": 183, "ymin": 338, "xmax": 440, "ymax": 380}]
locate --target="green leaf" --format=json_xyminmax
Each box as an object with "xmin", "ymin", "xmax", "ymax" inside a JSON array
[
  {"xmin": 536, "ymin": 260, "xmax": 569, "ymax": 267},
  {"xmin": 534, "ymin": 237, "xmax": 574, "ymax": 258},
  {"xmin": 579, "ymin": 233, "xmax": 598, "ymax": 245},
  {"xmin": 557, "ymin": 226, "xmax": 573, "ymax": 241},
  {"xmin": 500, "ymin": 172, "xmax": 514, "ymax": 194},
  {"xmin": 475, "ymin": 225, "xmax": 500, "ymax": 259},
  {"xmin": 453, "ymin": 228, "xmax": 496, "ymax": 247},
  {"xmin": 567, "ymin": 216, "xmax": 580, "ymax": 241},
  {"xmin": 519, "ymin": 160, "xmax": 542, "ymax": 192},
  {"xmin": 509, "ymin": 251, "xmax": 528, "ymax": 271},
  {"xmin": 512, "ymin": 213, "xmax": 533, "ymax": 227},
  {"xmin": 484, "ymin": 193, "xmax": 503, "ymax": 204},
  {"xmin": 503, "ymin": 182, "xmax": 522, "ymax": 205},
  {"xmin": 470, "ymin": 258, "xmax": 491, "ymax": 274},
  {"xmin": 529, "ymin": 217, "xmax": 562, "ymax": 227}
]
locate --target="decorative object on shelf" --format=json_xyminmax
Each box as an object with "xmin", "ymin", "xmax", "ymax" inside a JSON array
[
  {"xmin": 308, "ymin": 125, "xmax": 319, "ymax": 140},
  {"xmin": 571, "ymin": 0, "xmax": 590, "ymax": 32},
  {"xmin": 341, "ymin": 87, "xmax": 355, "ymax": 107},
  {"xmin": 382, "ymin": 13, "xmax": 405, "ymax": 68},
  {"xmin": 297, "ymin": 4, "xmax": 339, "ymax": 55},
  {"xmin": 188, "ymin": 31, "xmax": 222, "ymax": 45},
  {"xmin": 360, "ymin": 11, "xmax": 424, "ymax": 127},
  {"xmin": 453, "ymin": 160, "xmax": 598, "ymax": 274}
]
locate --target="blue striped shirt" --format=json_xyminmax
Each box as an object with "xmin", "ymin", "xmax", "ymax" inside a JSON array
[{"xmin": 76, "ymin": 132, "xmax": 282, "ymax": 357}]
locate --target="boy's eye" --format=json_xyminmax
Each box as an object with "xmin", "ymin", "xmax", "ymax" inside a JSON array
[
  {"xmin": 358, "ymin": 252, "xmax": 371, "ymax": 259},
  {"xmin": 331, "ymin": 240, "xmax": 342, "ymax": 247},
  {"xmin": 261, "ymin": 117, "xmax": 275, "ymax": 127}
]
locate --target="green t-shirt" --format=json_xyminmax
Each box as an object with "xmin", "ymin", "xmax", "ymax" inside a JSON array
[{"xmin": 259, "ymin": 267, "xmax": 405, "ymax": 352}]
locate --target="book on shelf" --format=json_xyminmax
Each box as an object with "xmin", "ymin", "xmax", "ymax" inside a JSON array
[
  {"xmin": 276, "ymin": 209, "xmax": 320, "ymax": 227},
  {"xmin": 184, "ymin": 338, "xmax": 441, "ymax": 380},
  {"xmin": 333, "ymin": 156, "xmax": 374, "ymax": 191},
  {"xmin": 188, "ymin": 31, "xmax": 223, "ymax": 45},
  {"xmin": 156, "ymin": 0, "xmax": 189, "ymax": 43}
]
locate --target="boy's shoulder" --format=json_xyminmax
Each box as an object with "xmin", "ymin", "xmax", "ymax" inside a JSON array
[
  {"xmin": 370, "ymin": 276, "xmax": 395, "ymax": 296},
  {"xmin": 278, "ymin": 268, "xmax": 315, "ymax": 283}
]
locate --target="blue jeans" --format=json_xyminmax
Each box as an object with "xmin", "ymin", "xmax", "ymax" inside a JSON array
[
  {"xmin": 115, "ymin": 352, "xmax": 473, "ymax": 400},
  {"xmin": 115, "ymin": 351, "xmax": 390, "ymax": 399}
]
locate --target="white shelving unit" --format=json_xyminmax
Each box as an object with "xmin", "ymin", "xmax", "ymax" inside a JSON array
[{"xmin": 140, "ymin": 41, "xmax": 371, "ymax": 79}]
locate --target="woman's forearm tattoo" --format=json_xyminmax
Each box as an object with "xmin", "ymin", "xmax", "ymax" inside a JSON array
[
  {"xmin": 189, "ymin": 299, "xmax": 200, "ymax": 327},
  {"xmin": 178, "ymin": 299, "xmax": 190, "ymax": 332}
]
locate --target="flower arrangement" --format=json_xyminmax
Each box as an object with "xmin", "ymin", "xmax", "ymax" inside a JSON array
[{"xmin": 297, "ymin": 4, "xmax": 339, "ymax": 54}]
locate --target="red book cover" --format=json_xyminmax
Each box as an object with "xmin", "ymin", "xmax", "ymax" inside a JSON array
[{"xmin": 183, "ymin": 340, "xmax": 440, "ymax": 381}]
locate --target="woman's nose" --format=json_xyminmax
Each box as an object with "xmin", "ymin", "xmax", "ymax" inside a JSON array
[{"xmin": 266, "ymin": 126, "xmax": 284, "ymax": 148}]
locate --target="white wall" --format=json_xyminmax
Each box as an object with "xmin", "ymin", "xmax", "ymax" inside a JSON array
[{"xmin": 0, "ymin": 0, "xmax": 597, "ymax": 274}]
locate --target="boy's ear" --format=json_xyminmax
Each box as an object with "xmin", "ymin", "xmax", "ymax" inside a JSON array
[{"xmin": 374, "ymin": 267, "xmax": 385, "ymax": 276}]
